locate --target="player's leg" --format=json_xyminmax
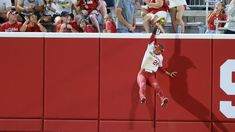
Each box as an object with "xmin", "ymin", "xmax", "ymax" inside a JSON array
[
  {"xmin": 148, "ymin": 74, "xmax": 168, "ymax": 107},
  {"xmin": 137, "ymin": 70, "xmax": 147, "ymax": 103}
]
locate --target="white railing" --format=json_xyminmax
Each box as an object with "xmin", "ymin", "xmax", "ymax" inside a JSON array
[
  {"xmin": 187, "ymin": 0, "xmax": 206, "ymax": 7},
  {"xmin": 214, "ymin": 20, "xmax": 227, "ymax": 33},
  {"xmin": 187, "ymin": 0, "xmax": 231, "ymax": 8},
  {"xmin": 137, "ymin": 0, "xmax": 231, "ymax": 8}
]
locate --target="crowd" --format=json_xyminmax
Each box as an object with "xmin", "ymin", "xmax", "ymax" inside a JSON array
[
  {"xmin": 206, "ymin": 0, "xmax": 234, "ymax": 34},
  {"xmin": 0, "ymin": 0, "xmax": 234, "ymax": 34},
  {"xmin": 0, "ymin": 0, "xmax": 116, "ymax": 32}
]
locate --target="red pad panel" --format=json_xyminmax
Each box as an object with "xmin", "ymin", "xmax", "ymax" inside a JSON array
[
  {"xmin": 100, "ymin": 121, "xmax": 154, "ymax": 132},
  {"xmin": 0, "ymin": 119, "xmax": 42, "ymax": 131},
  {"xmin": 154, "ymin": 39, "xmax": 211, "ymax": 121},
  {"xmin": 100, "ymin": 38, "xmax": 155, "ymax": 120},
  {"xmin": 100, "ymin": 38, "xmax": 211, "ymax": 121},
  {"xmin": 44, "ymin": 120, "xmax": 97, "ymax": 132},
  {"xmin": 233, "ymin": 72, "xmax": 235, "ymax": 83},
  {"xmin": 0, "ymin": 38, "xmax": 43, "ymax": 118},
  {"xmin": 156, "ymin": 122, "xmax": 211, "ymax": 132},
  {"xmin": 213, "ymin": 40, "xmax": 235, "ymax": 121},
  {"xmin": 213, "ymin": 122, "xmax": 235, "ymax": 132},
  {"xmin": 45, "ymin": 38, "xmax": 99, "ymax": 119}
]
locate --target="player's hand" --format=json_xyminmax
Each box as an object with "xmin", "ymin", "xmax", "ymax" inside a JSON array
[{"xmin": 169, "ymin": 72, "xmax": 177, "ymax": 78}]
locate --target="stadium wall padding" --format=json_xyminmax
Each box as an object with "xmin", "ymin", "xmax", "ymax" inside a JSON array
[{"xmin": 0, "ymin": 33, "xmax": 235, "ymax": 132}]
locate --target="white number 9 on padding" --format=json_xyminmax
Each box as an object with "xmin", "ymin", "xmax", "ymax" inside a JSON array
[{"xmin": 220, "ymin": 59, "xmax": 235, "ymax": 118}]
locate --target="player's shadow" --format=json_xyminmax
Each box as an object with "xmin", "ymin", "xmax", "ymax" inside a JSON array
[
  {"xmin": 129, "ymin": 82, "xmax": 155, "ymax": 130},
  {"xmin": 168, "ymin": 39, "xmax": 228, "ymax": 132}
]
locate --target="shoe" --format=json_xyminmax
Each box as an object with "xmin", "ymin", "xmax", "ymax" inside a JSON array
[
  {"xmin": 140, "ymin": 96, "xmax": 147, "ymax": 104},
  {"xmin": 161, "ymin": 97, "xmax": 168, "ymax": 107}
]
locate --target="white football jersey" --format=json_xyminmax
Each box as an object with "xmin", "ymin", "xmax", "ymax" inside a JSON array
[{"xmin": 141, "ymin": 42, "xmax": 163, "ymax": 73}]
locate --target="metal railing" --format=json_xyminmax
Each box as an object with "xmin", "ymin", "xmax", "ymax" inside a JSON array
[
  {"xmin": 137, "ymin": 0, "xmax": 231, "ymax": 8},
  {"xmin": 214, "ymin": 20, "xmax": 227, "ymax": 33},
  {"xmin": 187, "ymin": 0, "xmax": 206, "ymax": 7},
  {"xmin": 187, "ymin": 0, "xmax": 231, "ymax": 8}
]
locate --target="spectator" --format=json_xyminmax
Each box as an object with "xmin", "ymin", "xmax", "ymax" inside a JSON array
[
  {"xmin": 103, "ymin": 14, "xmax": 116, "ymax": 33},
  {"xmin": 140, "ymin": 1, "xmax": 149, "ymax": 17},
  {"xmin": 75, "ymin": 0, "xmax": 107, "ymax": 32},
  {"xmin": 75, "ymin": 0, "xmax": 107, "ymax": 17},
  {"xmin": 0, "ymin": 9, "xmax": 22, "ymax": 32},
  {"xmin": 53, "ymin": 0, "xmax": 75, "ymax": 24},
  {"xmin": 79, "ymin": 18, "xmax": 97, "ymax": 32},
  {"xmin": 206, "ymin": 2, "xmax": 227, "ymax": 34},
  {"xmin": 20, "ymin": 13, "xmax": 47, "ymax": 32},
  {"xmin": 97, "ymin": 0, "xmax": 108, "ymax": 17},
  {"xmin": 224, "ymin": 0, "xmax": 235, "ymax": 34},
  {"xmin": 16, "ymin": 0, "xmax": 45, "ymax": 22},
  {"xmin": 0, "ymin": 0, "xmax": 12, "ymax": 24},
  {"xmin": 54, "ymin": 0, "xmax": 74, "ymax": 14},
  {"xmin": 115, "ymin": 0, "xmax": 136, "ymax": 33},
  {"xmin": 41, "ymin": 0, "xmax": 57, "ymax": 22},
  {"xmin": 56, "ymin": 11, "xmax": 80, "ymax": 32},
  {"xmin": 222, "ymin": 0, "xmax": 231, "ymax": 5},
  {"xmin": 168, "ymin": 0, "xmax": 187, "ymax": 33},
  {"xmin": 141, "ymin": 0, "xmax": 169, "ymax": 33}
]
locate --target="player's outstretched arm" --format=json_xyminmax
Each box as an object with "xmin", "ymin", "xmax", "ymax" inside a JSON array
[
  {"xmin": 159, "ymin": 68, "xmax": 177, "ymax": 78},
  {"xmin": 149, "ymin": 26, "xmax": 158, "ymax": 44}
]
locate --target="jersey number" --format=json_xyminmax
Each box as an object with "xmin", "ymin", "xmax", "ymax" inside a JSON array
[
  {"xmin": 220, "ymin": 59, "xmax": 235, "ymax": 118},
  {"xmin": 153, "ymin": 60, "xmax": 159, "ymax": 66}
]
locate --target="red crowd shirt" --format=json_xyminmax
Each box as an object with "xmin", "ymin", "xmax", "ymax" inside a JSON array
[
  {"xmin": 56, "ymin": 20, "xmax": 81, "ymax": 32},
  {"xmin": 84, "ymin": 24, "xmax": 97, "ymax": 32},
  {"xmin": 207, "ymin": 12, "xmax": 227, "ymax": 30},
  {"xmin": 25, "ymin": 24, "xmax": 41, "ymax": 32},
  {"xmin": 0, "ymin": 22, "xmax": 22, "ymax": 32},
  {"xmin": 148, "ymin": 0, "xmax": 169, "ymax": 14},
  {"xmin": 78, "ymin": 0, "xmax": 99, "ymax": 14},
  {"xmin": 104, "ymin": 21, "xmax": 117, "ymax": 33}
]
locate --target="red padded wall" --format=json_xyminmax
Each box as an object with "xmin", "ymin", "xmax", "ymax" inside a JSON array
[
  {"xmin": 155, "ymin": 38, "xmax": 212, "ymax": 121},
  {"xmin": 0, "ymin": 38, "xmax": 43, "ymax": 118},
  {"xmin": 213, "ymin": 39, "xmax": 235, "ymax": 121},
  {"xmin": 100, "ymin": 38, "xmax": 155, "ymax": 120},
  {"xmin": 100, "ymin": 121, "xmax": 154, "ymax": 132},
  {"xmin": 0, "ymin": 34, "xmax": 235, "ymax": 132},
  {"xmin": 45, "ymin": 38, "xmax": 99, "ymax": 119},
  {"xmin": 0, "ymin": 119, "xmax": 42, "ymax": 131},
  {"xmin": 100, "ymin": 37, "xmax": 211, "ymax": 121},
  {"xmin": 213, "ymin": 122, "xmax": 235, "ymax": 132},
  {"xmin": 44, "ymin": 120, "xmax": 97, "ymax": 132},
  {"xmin": 156, "ymin": 122, "xmax": 211, "ymax": 132},
  {"xmin": 233, "ymin": 72, "xmax": 235, "ymax": 82}
]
